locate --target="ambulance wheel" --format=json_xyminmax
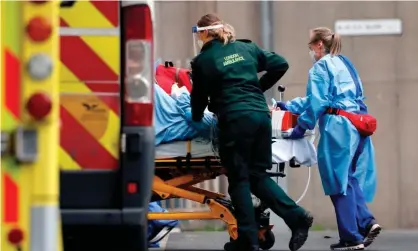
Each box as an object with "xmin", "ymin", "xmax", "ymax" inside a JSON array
[{"xmin": 259, "ymin": 230, "xmax": 275, "ymax": 250}]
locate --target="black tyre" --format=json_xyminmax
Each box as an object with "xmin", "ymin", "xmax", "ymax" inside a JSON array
[{"xmin": 259, "ymin": 230, "xmax": 275, "ymax": 250}]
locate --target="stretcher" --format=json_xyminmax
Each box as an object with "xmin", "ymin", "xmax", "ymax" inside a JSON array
[
  {"xmin": 149, "ymin": 136, "xmax": 316, "ymax": 250},
  {"xmin": 149, "ymin": 64, "xmax": 316, "ymax": 250},
  {"xmin": 149, "ymin": 117, "xmax": 317, "ymax": 248}
]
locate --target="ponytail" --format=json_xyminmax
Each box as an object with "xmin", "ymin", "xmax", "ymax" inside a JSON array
[
  {"xmin": 311, "ymin": 27, "xmax": 343, "ymax": 56},
  {"xmin": 207, "ymin": 21, "xmax": 236, "ymax": 45},
  {"xmin": 329, "ymin": 33, "xmax": 342, "ymax": 56},
  {"xmin": 219, "ymin": 23, "xmax": 236, "ymax": 44}
]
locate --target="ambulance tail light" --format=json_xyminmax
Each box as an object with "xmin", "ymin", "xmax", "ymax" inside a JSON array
[
  {"xmin": 123, "ymin": 4, "xmax": 154, "ymax": 126},
  {"xmin": 26, "ymin": 92, "xmax": 52, "ymax": 120},
  {"xmin": 7, "ymin": 228, "xmax": 24, "ymax": 245},
  {"xmin": 26, "ymin": 16, "xmax": 52, "ymax": 42}
]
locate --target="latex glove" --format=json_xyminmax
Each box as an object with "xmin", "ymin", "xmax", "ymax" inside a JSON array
[
  {"xmin": 285, "ymin": 125, "xmax": 306, "ymax": 139},
  {"xmin": 275, "ymin": 101, "xmax": 288, "ymax": 111}
]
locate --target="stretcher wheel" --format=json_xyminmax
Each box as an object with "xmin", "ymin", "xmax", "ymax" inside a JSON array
[{"xmin": 259, "ymin": 230, "xmax": 275, "ymax": 250}]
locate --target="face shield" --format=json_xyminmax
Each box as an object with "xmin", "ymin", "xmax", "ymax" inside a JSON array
[{"xmin": 192, "ymin": 24, "xmax": 224, "ymax": 56}]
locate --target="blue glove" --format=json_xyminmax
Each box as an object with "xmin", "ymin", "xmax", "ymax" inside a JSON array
[
  {"xmin": 285, "ymin": 125, "xmax": 306, "ymax": 139},
  {"xmin": 276, "ymin": 101, "xmax": 288, "ymax": 111},
  {"xmin": 184, "ymin": 110, "xmax": 192, "ymax": 121}
]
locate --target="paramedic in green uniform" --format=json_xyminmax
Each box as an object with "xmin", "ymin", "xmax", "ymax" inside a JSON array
[{"xmin": 190, "ymin": 14, "xmax": 314, "ymax": 251}]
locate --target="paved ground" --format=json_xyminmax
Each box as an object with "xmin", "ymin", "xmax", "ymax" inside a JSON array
[{"xmin": 155, "ymin": 230, "xmax": 418, "ymax": 251}]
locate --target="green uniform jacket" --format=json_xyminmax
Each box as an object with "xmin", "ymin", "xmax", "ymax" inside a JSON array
[{"xmin": 190, "ymin": 39, "xmax": 289, "ymax": 122}]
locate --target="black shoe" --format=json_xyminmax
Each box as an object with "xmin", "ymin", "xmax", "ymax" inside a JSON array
[
  {"xmin": 288, "ymin": 212, "xmax": 314, "ymax": 251},
  {"xmin": 330, "ymin": 241, "xmax": 364, "ymax": 250},
  {"xmin": 224, "ymin": 240, "xmax": 237, "ymax": 251},
  {"xmin": 224, "ymin": 240, "xmax": 259, "ymax": 251},
  {"xmin": 363, "ymin": 223, "xmax": 382, "ymax": 248}
]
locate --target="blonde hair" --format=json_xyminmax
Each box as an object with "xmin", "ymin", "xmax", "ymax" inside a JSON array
[
  {"xmin": 197, "ymin": 14, "xmax": 236, "ymax": 45},
  {"xmin": 310, "ymin": 27, "xmax": 342, "ymax": 56}
]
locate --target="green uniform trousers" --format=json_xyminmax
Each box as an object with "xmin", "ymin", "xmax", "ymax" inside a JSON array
[{"xmin": 218, "ymin": 111, "xmax": 306, "ymax": 246}]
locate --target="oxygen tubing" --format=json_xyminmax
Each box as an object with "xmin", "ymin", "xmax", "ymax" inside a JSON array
[{"xmin": 295, "ymin": 166, "xmax": 311, "ymax": 204}]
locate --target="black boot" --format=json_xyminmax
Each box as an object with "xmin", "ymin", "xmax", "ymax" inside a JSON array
[
  {"xmin": 288, "ymin": 212, "xmax": 314, "ymax": 251},
  {"xmin": 330, "ymin": 241, "xmax": 364, "ymax": 250},
  {"xmin": 224, "ymin": 239, "xmax": 259, "ymax": 251}
]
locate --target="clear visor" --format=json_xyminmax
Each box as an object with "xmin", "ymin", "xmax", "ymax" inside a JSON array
[{"xmin": 191, "ymin": 24, "xmax": 223, "ymax": 56}]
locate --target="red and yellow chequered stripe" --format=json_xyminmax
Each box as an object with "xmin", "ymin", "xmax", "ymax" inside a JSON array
[
  {"xmin": 59, "ymin": 0, "xmax": 120, "ymax": 170},
  {"xmin": 1, "ymin": 0, "xmax": 21, "ymax": 228},
  {"xmin": 1, "ymin": 3, "xmax": 33, "ymax": 251}
]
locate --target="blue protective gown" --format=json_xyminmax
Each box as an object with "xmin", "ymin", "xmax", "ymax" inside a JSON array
[{"xmin": 285, "ymin": 54, "xmax": 377, "ymax": 202}]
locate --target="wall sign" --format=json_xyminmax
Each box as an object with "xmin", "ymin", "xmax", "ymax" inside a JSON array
[{"xmin": 335, "ymin": 19, "xmax": 402, "ymax": 36}]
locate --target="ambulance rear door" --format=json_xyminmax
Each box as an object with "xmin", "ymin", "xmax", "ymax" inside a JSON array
[{"xmin": 59, "ymin": 1, "xmax": 155, "ymax": 250}]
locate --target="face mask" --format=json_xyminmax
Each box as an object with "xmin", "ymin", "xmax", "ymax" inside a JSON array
[
  {"xmin": 197, "ymin": 40, "xmax": 204, "ymax": 48},
  {"xmin": 309, "ymin": 50, "xmax": 316, "ymax": 63}
]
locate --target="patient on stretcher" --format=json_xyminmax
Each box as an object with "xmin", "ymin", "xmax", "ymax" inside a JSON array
[
  {"xmin": 154, "ymin": 82, "xmax": 215, "ymax": 145},
  {"xmin": 153, "ymin": 73, "xmax": 318, "ymax": 167}
]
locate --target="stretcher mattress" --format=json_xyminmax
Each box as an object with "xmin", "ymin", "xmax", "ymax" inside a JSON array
[
  {"xmin": 156, "ymin": 138, "xmax": 214, "ymax": 159},
  {"xmin": 156, "ymin": 136, "xmax": 317, "ymax": 167}
]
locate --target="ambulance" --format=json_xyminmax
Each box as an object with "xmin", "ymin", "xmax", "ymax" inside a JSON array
[
  {"xmin": 58, "ymin": 0, "xmax": 156, "ymax": 250},
  {"xmin": 2, "ymin": 1, "xmax": 61, "ymax": 251}
]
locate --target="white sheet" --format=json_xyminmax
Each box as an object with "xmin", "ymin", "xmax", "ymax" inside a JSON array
[
  {"xmin": 156, "ymin": 136, "xmax": 317, "ymax": 166},
  {"xmin": 271, "ymin": 137, "xmax": 317, "ymax": 166}
]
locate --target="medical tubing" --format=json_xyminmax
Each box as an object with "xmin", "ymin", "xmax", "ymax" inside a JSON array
[
  {"xmin": 275, "ymin": 163, "xmax": 311, "ymax": 205},
  {"xmin": 294, "ymin": 127, "xmax": 319, "ymax": 204},
  {"xmin": 295, "ymin": 166, "xmax": 311, "ymax": 204}
]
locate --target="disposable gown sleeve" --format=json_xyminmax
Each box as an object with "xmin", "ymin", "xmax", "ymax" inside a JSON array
[
  {"xmin": 297, "ymin": 62, "xmax": 331, "ymax": 130},
  {"xmin": 252, "ymin": 43, "xmax": 289, "ymax": 92},
  {"xmin": 190, "ymin": 59, "xmax": 209, "ymax": 122},
  {"xmin": 285, "ymin": 96, "xmax": 309, "ymax": 115}
]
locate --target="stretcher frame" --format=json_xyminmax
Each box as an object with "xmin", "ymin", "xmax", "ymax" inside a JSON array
[{"xmin": 149, "ymin": 141, "xmax": 288, "ymax": 247}]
